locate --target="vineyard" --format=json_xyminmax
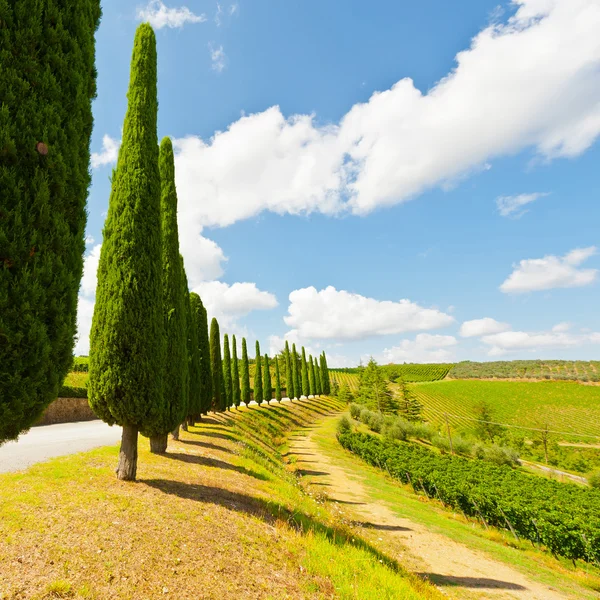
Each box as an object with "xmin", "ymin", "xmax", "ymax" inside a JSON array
[
  {"xmin": 449, "ymin": 360, "xmax": 600, "ymax": 382},
  {"xmin": 329, "ymin": 371, "xmax": 360, "ymax": 391},
  {"xmin": 411, "ymin": 380, "xmax": 600, "ymax": 440},
  {"xmin": 338, "ymin": 430, "xmax": 600, "ymax": 562},
  {"xmin": 385, "ymin": 363, "xmax": 454, "ymax": 382}
]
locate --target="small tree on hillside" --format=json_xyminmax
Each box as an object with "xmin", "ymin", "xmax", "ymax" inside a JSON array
[
  {"xmin": 263, "ymin": 354, "xmax": 272, "ymax": 405},
  {"xmin": 254, "ymin": 341, "xmax": 263, "ymax": 406},
  {"xmin": 396, "ymin": 378, "xmax": 422, "ymax": 422},
  {"xmin": 474, "ymin": 402, "xmax": 504, "ymax": 443},
  {"xmin": 210, "ymin": 318, "xmax": 222, "ymax": 411},
  {"xmin": 358, "ymin": 358, "xmax": 397, "ymax": 413},
  {"xmin": 240, "ymin": 338, "xmax": 251, "ymax": 407},
  {"xmin": 301, "ymin": 347, "xmax": 309, "ymax": 398},
  {"xmin": 231, "ymin": 335, "xmax": 241, "ymax": 409},
  {"xmin": 275, "ymin": 356, "xmax": 282, "ymax": 402},
  {"xmin": 222, "ymin": 334, "xmax": 232, "ymax": 411}
]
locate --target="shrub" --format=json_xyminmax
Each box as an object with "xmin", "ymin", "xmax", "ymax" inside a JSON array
[
  {"xmin": 589, "ymin": 470, "xmax": 600, "ymax": 489},
  {"xmin": 412, "ymin": 422, "xmax": 435, "ymax": 442},
  {"xmin": 367, "ymin": 412, "xmax": 385, "ymax": 433},
  {"xmin": 383, "ymin": 420, "xmax": 410, "ymax": 442},
  {"xmin": 337, "ymin": 415, "xmax": 353, "ymax": 436},
  {"xmin": 58, "ymin": 385, "xmax": 88, "ymax": 399},
  {"xmin": 452, "ymin": 436, "xmax": 473, "ymax": 456},
  {"xmin": 359, "ymin": 408, "xmax": 372, "ymax": 425},
  {"xmin": 349, "ymin": 402, "xmax": 363, "ymax": 420},
  {"xmin": 484, "ymin": 445, "xmax": 520, "ymax": 467}
]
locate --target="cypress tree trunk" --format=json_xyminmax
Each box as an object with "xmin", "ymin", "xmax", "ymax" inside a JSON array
[
  {"xmin": 117, "ymin": 426, "xmax": 139, "ymax": 481},
  {"xmin": 149, "ymin": 433, "xmax": 168, "ymax": 453},
  {"xmin": 301, "ymin": 347, "xmax": 309, "ymax": 399},
  {"xmin": 241, "ymin": 338, "xmax": 251, "ymax": 406},
  {"xmin": 0, "ymin": 1, "xmax": 101, "ymax": 443},
  {"xmin": 254, "ymin": 341, "xmax": 263, "ymax": 407},
  {"xmin": 88, "ymin": 24, "xmax": 164, "ymax": 480}
]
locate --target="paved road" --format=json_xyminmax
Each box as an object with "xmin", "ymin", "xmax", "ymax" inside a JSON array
[{"xmin": 0, "ymin": 420, "xmax": 122, "ymax": 474}]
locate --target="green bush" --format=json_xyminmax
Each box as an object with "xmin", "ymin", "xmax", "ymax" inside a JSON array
[
  {"xmin": 337, "ymin": 415, "xmax": 353, "ymax": 436},
  {"xmin": 349, "ymin": 402, "xmax": 363, "ymax": 419},
  {"xmin": 589, "ymin": 470, "xmax": 600, "ymax": 489},
  {"xmin": 58, "ymin": 385, "xmax": 88, "ymax": 399}
]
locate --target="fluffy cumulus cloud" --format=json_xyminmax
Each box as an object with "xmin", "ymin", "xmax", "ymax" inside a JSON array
[
  {"xmin": 192, "ymin": 281, "xmax": 278, "ymax": 329},
  {"xmin": 482, "ymin": 324, "xmax": 600, "ymax": 356},
  {"xmin": 91, "ymin": 135, "xmax": 120, "ymax": 169},
  {"xmin": 496, "ymin": 192, "xmax": 549, "ymax": 218},
  {"xmin": 172, "ymin": 0, "xmax": 600, "ymax": 232},
  {"xmin": 283, "ymin": 286, "xmax": 454, "ymax": 341},
  {"xmin": 500, "ymin": 246, "xmax": 598, "ymax": 293},
  {"xmin": 460, "ymin": 317, "xmax": 511, "ymax": 338},
  {"xmin": 74, "ymin": 244, "xmax": 102, "ymax": 355},
  {"xmin": 377, "ymin": 334, "xmax": 458, "ymax": 364},
  {"xmin": 137, "ymin": 1, "xmax": 206, "ymax": 29}
]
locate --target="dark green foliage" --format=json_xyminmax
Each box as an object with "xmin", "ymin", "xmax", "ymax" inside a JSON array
[
  {"xmin": 284, "ymin": 341, "xmax": 293, "ymax": 399},
  {"xmin": 358, "ymin": 358, "xmax": 397, "ymax": 414},
  {"xmin": 210, "ymin": 318, "xmax": 222, "ymax": 411},
  {"xmin": 88, "ymin": 24, "xmax": 165, "ymax": 436},
  {"xmin": 263, "ymin": 354, "xmax": 272, "ymax": 404},
  {"xmin": 301, "ymin": 347, "xmax": 309, "ymax": 398},
  {"xmin": 292, "ymin": 344, "xmax": 300, "ymax": 400},
  {"xmin": 315, "ymin": 364, "xmax": 323, "ymax": 395},
  {"xmin": 72, "ymin": 357, "xmax": 90, "ymax": 372},
  {"xmin": 241, "ymin": 338, "xmax": 250, "ymax": 405},
  {"xmin": 396, "ymin": 378, "xmax": 422, "ymax": 422},
  {"xmin": 0, "ymin": 0, "xmax": 101, "ymax": 443},
  {"xmin": 275, "ymin": 356, "xmax": 282, "ymax": 402},
  {"xmin": 254, "ymin": 341, "xmax": 263, "ymax": 405},
  {"xmin": 309, "ymin": 356, "xmax": 317, "ymax": 396},
  {"xmin": 187, "ymin": 293, "xmax": 202, "ymax": 420},
  {"xmin": 196, "ymin": 297, "xmax": 212, "ymax": 414},
  {"xmin": 320, "ymin": 352, "xmax": 331, "ymax": 394},
  {"xmin": 231, "ymin": 335, "xmax": 241, "ymax": 408},
  {"xmin": 58, "ymin": 385, "xmax": 88, "ymax": 399},
  {"xmin": 222, "ymin": 334, "xmax": 232, "ymax": 411},
  {"xmin": 154, "ymin": 139, "xmax": 188, "ymax": 436},
  {"xmin": 339, "ymin": 431, "xmax": 600, "ymax": 563}
]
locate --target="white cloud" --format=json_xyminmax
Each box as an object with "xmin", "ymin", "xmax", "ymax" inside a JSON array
[
  {"xmin": 209, "ymin": 44, "xmax": 226, "ymax": 72},
  {"xmin": 552, "ymin": 321, "xmax": 571, "ymax": 332},
  {"xmin": 283, "ymin": 286, "xmax": 454, "ymax": 341},
  {"xmin": 460, "ymin": 317, "xmax": 511, "ymax": 338},
  {"xmin": 172, "ymin": 0, "xmax": 600, "ymax": 233},
  {"xmin": 377, "ymin": 334, "xmax": 458, "ymax": 364},
  {"xmin": 496, "ymin": 192, "xmax": 549, "ymax": 218},
  {"xmin": 500, "ymin": 246, "xmax": 598, "ymax": 293},
  {"xmin": 84, "ymin": 235, "xmax": 95, "ymax": 246},
  {"xmin": 138, "ymin": 1, "xmax": 206, "ymax": 29},
  {"xmin": 229, "ymin": 3, "xmax": 239, "ymax": 16},
  {"xmin": 180, "ymin": 232, "xmax": 227, "ymax": 288},
  {"xmin": 192, "ymin": 281, "xmax": 277, "ymax": 329},
  {"xmin": 74, "ymin": 244, "xmax": 102, "ymax": 355},
  {"xmin": 482, "ymin": 327, "xmax": 600, "ymax": 356},
  {"xmin": 91, "ymin": 135, "xmax": 120, "ymax": 169}
]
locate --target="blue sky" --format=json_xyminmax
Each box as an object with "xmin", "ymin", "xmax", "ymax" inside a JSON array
[{"xmin": 79, "ymin": 0, "xmax": 600, "ymax": 366}]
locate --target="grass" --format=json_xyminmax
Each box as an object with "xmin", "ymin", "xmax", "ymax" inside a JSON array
[
  {"xmin": 63, "ymin": 371, "xmax": 89, "ymax": 388},
  {"xmin": 311, "ymin": 415, "xmax": 600, "ymax": 599},
  {"xmin": 0, "ymin": 396, "xmax": 440, "ymax": 600},
  {"xmin": 412, "ymin": 379, "xmax": 600, "ymax": 441}
]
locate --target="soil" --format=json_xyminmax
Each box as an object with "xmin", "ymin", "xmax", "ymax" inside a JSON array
[{"xmin": 289, "ymin": 427, "xmax": 569, "ymax": 600}]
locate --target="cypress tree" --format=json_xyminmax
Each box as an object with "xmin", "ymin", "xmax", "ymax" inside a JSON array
[
  {"xmin": 0, "ymin": 1, "xmax": 101, "ymax": 444},
  {"xmin": 209, "ymin": 318, "xmax": 222, "ymax": 411},
  {"xmin": 176, "ymin": 258, "xmax": 191, "ymax": 437},
  {"xmin": 322, "ymin": 352, "xmax": 331, "ymax": 394},
  {"xmin": 197, "ymin": 297, "xmax": 212, "ymax": 414},
  {"xmin": 275, "ymin": 356, "xmax": 282, "ymax": 402},
  {"xmin": 88, "ymin": 24, "xmax": 163, "ymax": 480},
  {"xmin": 188, "ymin": 293, "xmax": 203, "ymax": 423},
  {"xmin": 263, "ymin": 354, "xmax": 272, "ymax": 405},
  {"xmin": 222, "ymin": 334, "xmax": 232, "ymax": 411},
  {"xmin": 284, "ymin": 341, "xmax": 293, "ymax": 400},
  {"xmin": 315, "ymin": 364, "xmax": 323, "ymax": 396},
  {"xmin": 254, "ymin": 341, "xmax": 263, "ymax": 406},
  {"xmin": 309, "ymin": 356, "xmax": 316, "ymax": 397},
  {"xmin": 292, "ymin": 344, "xmax": 300, "ymax": 400},
  {"xmin": 231, "ymin": 335, "xmax": 241, "ymax": 409},
  {"xmin": 301, "ymin": 347, "xmax": 309, "ymax": 398},
  {"xmin": 149, "ymin": 138, "xmax": 188, "ymax": 453},
  {"xmin": 241, "ymin": 338, "xmax": 250, "ymax": 406}
]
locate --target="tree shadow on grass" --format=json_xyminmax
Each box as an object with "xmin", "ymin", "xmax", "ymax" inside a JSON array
[
  {"xmin": 353, "ymin": 521, "xmax": 411, "ymax": 532},
  {"xmin": 181, "ymin": 439, "xmax": 234, "ymax": 454},
  {"xmin": 417, "ymin": 574, "xmax": 526, "ymax": 590},
  {"xmin": 163, "ymin": 452, "xmax": 270, "ymax": 481},
  {"xmin": 190, "ymin": 430, "xmax": 239, "ymax": 443},
  {"xmin": 142, "ymin": 478, "xmax": 405, "ymax": 575}
]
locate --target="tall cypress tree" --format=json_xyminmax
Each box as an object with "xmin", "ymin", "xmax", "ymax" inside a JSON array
[
  {"xmin": 149, "ymin": 138, "xmax": 188, "ymax": 453},
  {"xmin": 275, "ymin": 356, "xmax": 282, "ymax": 402},
  {"xmin": 321, "ymin": 352, "xmax": 331, "ymax": 394},
  {"xmin": 88, "ymin": 24, "xmax": 163, "ymax": 480},
  {"xmin": 0, "ymin": 1, "xmax": 101, "ymax": 444},
  {"xmin": 222, "ymin": 334, "xmax": 232, "ymax": 411},
  {"xmin": 301, "ymin": 347, "xmax": 309, "ymax": 398},
  {"xmin": 231, "ymin": 335, "xmax": 241, "ymax": 409},
  {"xmin": 209, "ymin": 318, "xmax": 222, "ymax": 411},
  {"xmin": 197, "ymin": 297, "xmax": 212, "ymax": 414},
  {"xmin": 284, "ymin": 341, "xmax": 293, "ymax": 400},
  {"xmin": 263, "ymin": 354, "xmax": 272, "ymax": 405},
  {"xmin": 188, "ymin": 293, "xmax": 203, "ymax": 423},
  {"xmin": 241, "ymin": 337, "xmax": 250, "ymax": 406},
  {"xmin": 308, "ymin": 356, "xmax": 316, "ymax": 397},
  {"xmin": 315, "ymin": 363, "xmax": 323, "ymax": 396},
  {"xmin": 254, "ymin": 341, "xmax": 263, "ymax": 406},
  {"xmin": 292, "ymin": 344, "xmax": 300, "ymax": 401}
]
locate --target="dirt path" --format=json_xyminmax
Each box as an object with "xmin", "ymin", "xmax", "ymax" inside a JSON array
[{"xmin": 289, "ymin": 428, "xmax": 568, "ymax": 600}]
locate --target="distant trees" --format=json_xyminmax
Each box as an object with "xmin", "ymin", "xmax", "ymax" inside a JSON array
[
  {"xmin": 241, "ymin": 338, "xmax": 251, "ymax": 406},
  {"xmin": 275, "ymin": 357, "xmax": 282, "ymax": 402},
  {"xmin": 0, "ymin": 0, "xmax": 101, "ymax": 444},
  {"xmin": 210, "ymin": 318, "xmax": 223, "ymax": 411},
  {"xmin": 263, "ymin": 354, "xmax": 272, "ymax": 405},
  {"xmin": 223, "ymin": 334, "xmax": 232, "ymax": 411},
  {"xmin": 254, "ymin": 341, "xmax": 263, "ymax": 406},
  {"xmin": 88, "ymin": 24, "xmax": 164, "ymax": 480},
  {"xmin": 232, "ymin": 335, "xmax": 241, "ymax": 409}
]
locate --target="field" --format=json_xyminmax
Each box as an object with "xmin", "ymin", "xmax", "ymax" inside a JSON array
[
  {"xmin": 385, "ymin": 363, "xmax": 454, "ymax": 382},
  {"xmin": 449, "ymin": 360, "xmax": 600, "ymax": 382},
  {"xmin": 412, "ymin": 380, "xmax": 600, "ymax": 440},
  {"xmin": 329, "ymin": 371, "xmax": 360, "ymax": 391}
]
